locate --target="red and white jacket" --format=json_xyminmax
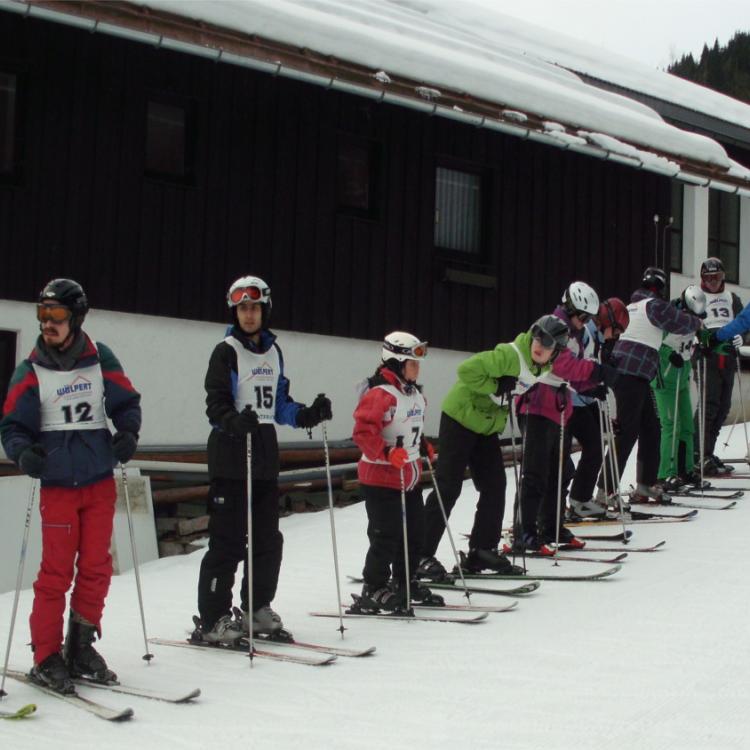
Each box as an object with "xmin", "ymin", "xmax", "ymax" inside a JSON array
[{"xmin": 352, "ymin": 367, "xmax": 426, "ymax": 491}]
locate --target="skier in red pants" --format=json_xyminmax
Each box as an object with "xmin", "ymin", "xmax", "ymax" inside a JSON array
[{"xmin": 1, "ymin": 279, "xmax": 141, "ymax": 694}]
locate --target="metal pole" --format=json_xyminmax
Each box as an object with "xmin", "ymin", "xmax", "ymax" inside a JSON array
[
  {"xmin": 670, "ymin": 368, "xmax": 681, "ymax": 479},
  {"xmin": 603, "ymin": 397, "xmax": 629, "ymax": 541},
  {"xmin": 423, "ymin": 452, "xmax": 471, "ymax": 603},
  {"xmin": 553, "ymin": 387, "xmax": 567, "ymax": 564},
  {"xmin": 246, "ymin": 436, "xmax": 254, "ymax": 666},
  {"xmin": 120, "ymin": 464, "xmax": 154, "ymax": 662},
  {"xmin": 596, "ymin": 400, "xmax": 610, "ymax": 505},
  {"xmin": 395, "ymin": 436, "xmax": 413, "ymax": 616},
  {"xmin": 734, "ymin": 356, "xmax": 750, "ymax": 462},
  {"xmin": 0, "ymin": 479, "xmax": 36, "ymax": 699},
  {"xmin": 698, "ymin": 356, "xmax": 706, "ymax": 494},
  {"xmin": 320, "ymin": 421, "xmax": 346, "ymax": 638},
  {"xmin": 510, "ymin": 400, "xmax": 527, "ymax": 573}
]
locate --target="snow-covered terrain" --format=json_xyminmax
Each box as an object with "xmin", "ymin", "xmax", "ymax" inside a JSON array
[{"xmin": 2, "ymin": 423, "xmax": 750, "ymax": 749}]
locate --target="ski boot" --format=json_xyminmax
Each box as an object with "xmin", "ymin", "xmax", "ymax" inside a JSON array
[
  {"xmin": 233, "ymin": 606, "xmax": 294, "ymax": 642},
  {"xmin": 29, "ymin": 652, "xmax": 75, "ymax": 695},
  {"xmin": 568, "ymin": 497, "xmax": 607, "ymax": 521},
  {"xmin": 557, "ymin": 526, "xmax": 586, "ymax": 549},
  {"xmin": 630, "ymin": 482, "xmax": 672, "ymax": 506},
  {"xmin": 191, "ymin": 613, "xmax": 243, "ymax": 645},
  {"xmin": 395, "ymin": 579, "xmax": 445, "ymax": 607},
  {"xmin": 680, "ymin": 471, "xmax": 709, "ymax": 489},
  {"xmin": 415, "ymin": 555, "xmax": 452, "ymax": 582},
  {"xmin": 349, "ymin": 583, "xmax": 405, "ymax": 614},
  {"xmin": 456, "ymin": 548, "xmax": 525, "ymax": 575},
  {"xmin": 660, "ymin": 476, "xmax": 685, "ymax": 493},
  {"xmin": 63, "ymin": 611, "xmax": 117, "ymax": 684},
  {"xmin": 711, "ymin": 455, "xmax": 734, "ymax": 475}
]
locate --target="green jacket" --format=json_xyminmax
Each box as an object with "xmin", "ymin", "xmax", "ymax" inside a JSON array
[{"xmin": 442, "ymin": 331, "xmax": 551, "ymax": 435}]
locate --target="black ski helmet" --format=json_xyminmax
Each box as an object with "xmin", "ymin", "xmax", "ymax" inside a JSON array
[
  {"xmin": 700, "ymin": 257, "xmax": 724, "ymax": 277},
  {"xmin": 38, "ymin": 278, "xmax": 89, "ymax": 328},
  {"xmin": 530, "ymin": 314, "xmax": 570, "ymax": 353},
  {"xmin": 642, "ymin": 267, "xmax": 667, "ymax": 297}
]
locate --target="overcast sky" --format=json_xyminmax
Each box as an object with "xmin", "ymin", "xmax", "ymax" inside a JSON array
[{"xmin": 487, "ymin": 0, "xmax": 749, "ymax": 69}]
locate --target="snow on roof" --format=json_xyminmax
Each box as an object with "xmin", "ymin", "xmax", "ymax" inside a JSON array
[{"xmin": 131, "ymin": 0, "xmax": 738, "ymax": 173}]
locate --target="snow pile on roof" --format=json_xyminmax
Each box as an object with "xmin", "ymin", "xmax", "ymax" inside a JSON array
[{"xmin": 137, "ymin": 0, "xmax": 733, "ymax": 170}]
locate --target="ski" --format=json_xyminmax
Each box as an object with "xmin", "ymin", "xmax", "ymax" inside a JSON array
[
  {"xmin": 511, "ymin": 551, "xmax": 628, "ymax": 564},
  {"xmin": 148, "ymin": 638, "xmax": 337, "ymax": 666},
  {"xmin": 564, "ymin": 541, "xmax": 666, "ymax": 553},
  {"xmin": 567, "ymin": 529, "xmax": 633, "ymax": 541},
  {"xmin": 458, "ymin": 564, "xmax": 622, "ymax": 582},
  {"xmin": 568, "ymin": 509, "xmax": 698, "ymax": 525},
  {"xmin": 311, "ymin": 609, "xmax": 489, "ymax": 624},
  {"xmin": 253, "ymin": 635, "xmax": 376, "ymax": 658},
  {"xmin": 631, "ymin": 498, "xmax": 736, "ymax": 511},
  {"xmin": 672, "ymin": 490, "xmax": 743, "ymax": 500},
  {"xmin": 3, "ymin": 669, "xmax": 133, "ymax": 721},
  {"xmin": 340, "ymin": 599, "xmax": 517, "ymax": 613},
  {"xmin": 427, "ymin": 581, "xmax": 542, "ymax": 597},
  {"xmin": 72, "ymin": 677, "xmax": 200, "ymax": 704},
  {"xmin": 0, "ymin": 703, "xmax": 37, "ymax": 719}
]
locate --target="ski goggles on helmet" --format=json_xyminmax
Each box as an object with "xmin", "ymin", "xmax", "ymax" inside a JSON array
[
  {"xmin": 382, "ymin": 340, "xmax": 429, "ymax": 359},
  {"xmin": 37, "ymin": 304, "xmax": 72, "ymax": 323},
  {"xmin": 228, "ymin": 284, "xmax": 269, "ymax": 305},
  {"xmin": 701, "ymin": 272, "xmax": 723, "ymax": 283}
]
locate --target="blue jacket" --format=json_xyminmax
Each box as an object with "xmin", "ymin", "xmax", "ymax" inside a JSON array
[
  {"xmin": 716, "ymin": 301, "xmax": 750, "ymax": 342},
  {"xmin": 1, "ymin": 333, "xmax": 141, "ymax": 488}
]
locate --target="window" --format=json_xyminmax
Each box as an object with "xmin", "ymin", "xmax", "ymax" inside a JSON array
[
  {"xmin": 145, "ymin": 100, "xmax": 193, "ymax": 180},
  {"xmin": 337, "ymin": 136, "xmax": 379, "ymax": 218},
  {"xmin": 434, "ymin": 167, "xmax": 482, "ymax": 254},
  {"xmin": 708, "ymin": 190, "xmax": 740, "ymax": 283},
  {"xmin": 0, "ymin": 72, "xmax": 17, "ymax": 177},
  {"xmin": 669, "ymin": 182, "xmax": 684, "ymax": 273}
]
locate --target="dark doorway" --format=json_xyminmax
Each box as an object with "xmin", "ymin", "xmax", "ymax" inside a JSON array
[{"xmin": 0, "ymin": 330, "xmax": 18, "ymax": 404}]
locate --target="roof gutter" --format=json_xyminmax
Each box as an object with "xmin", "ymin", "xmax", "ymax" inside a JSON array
[{"xmin": 3, "ymin": 0, "xmax": 750, "ymax": 197}]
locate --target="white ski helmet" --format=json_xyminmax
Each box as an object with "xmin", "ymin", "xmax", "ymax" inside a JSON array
[
  {"xmin": 382, "ymin": 331, "xmax": 428, "ymax": 362},
  {"xmin": 227, "ymin": 275, "xmax": 271, "ymax": 308},
  {"xmin": 681, "ymin": 285, "xmax": 707, "ymax": 318},
  {"xmin": 562, "ymin": 281, "xmax": 600, "ymax": 317}
]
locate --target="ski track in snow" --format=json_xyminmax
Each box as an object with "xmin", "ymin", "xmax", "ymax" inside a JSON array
[{"xmin": 2, "ymin": 424, "xmax": 750, "ymax": 749}]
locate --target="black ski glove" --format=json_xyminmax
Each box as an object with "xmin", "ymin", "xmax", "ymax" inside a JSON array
[
  {"xmin": 668, "ymin": 351, "xmax": 684, "ymax": 368},
  {"xmin": 495, "ymin": 375, "xmax": 518, "ymax": 397},
  {"xmin": 19, "ymin": 444, "xmax": 46, "ymax": 478},
  {"xmin": 595, "ymin": 363, "xmax": 619, "ymax": 388},
  {"xmin": 586, "ymin": 384, "xmax": 609, "ymax": 401},
  {"xmin": 296, "ymin": 394, "xmax": 333, "ymax": 429},
  {"xmin": 227, "ymin": 405, "xmax": 260, "ymax": 436},
  {"xmin": 112, "ymin": 431, "xmax": 138, "ymax": 464}
]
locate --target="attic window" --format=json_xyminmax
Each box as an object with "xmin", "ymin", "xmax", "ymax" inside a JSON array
[
  {"xmin": 337, "ymin": 136, "xmax": 379, "ymax": 218},
  {"xmin": 434, "ymin": 167, "xmax": 483, "ymax": 254},
  {"xmin": 0, "ymin": 72, "xmax": 17, "ymax": 176}
]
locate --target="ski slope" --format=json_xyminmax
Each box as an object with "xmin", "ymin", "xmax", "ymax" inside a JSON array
[{"xmin": 2, "ymin": 424, "xmax": 750, "ymax": 749}]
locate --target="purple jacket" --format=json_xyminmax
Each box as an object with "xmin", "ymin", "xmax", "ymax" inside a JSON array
[
  {"xmin": 517, "ymin": 345, "xmax": 599, "ymax": 426},
  {"xmin": 613, "ymin": 289, "xmax": 700, "ymax": 381}
]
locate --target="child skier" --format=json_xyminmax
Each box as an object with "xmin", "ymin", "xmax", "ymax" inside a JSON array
[{"xmin": 351, "ymin": 332, "xmax": 442, "ymax": 611}]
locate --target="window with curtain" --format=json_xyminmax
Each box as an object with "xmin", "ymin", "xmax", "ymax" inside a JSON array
[
  {"xmin": 669, "ymin": 182, "xmax": 684, "ymax": 273},
  {"xmin": 145, "ymin": 100, "xmax": 193, "ymax": 180},
  {"xmin": 708, "ymin": 189, "xmax": 740, "ymax": 283},
  {"xmin": 434, "ymin": 166, "xmax": 483, "ymax": 254},
  {"xmin": 0, "ymin": 72, "xmax": 17, "ymax": 177}
]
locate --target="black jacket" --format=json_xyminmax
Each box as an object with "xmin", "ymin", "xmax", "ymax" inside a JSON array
[{"xmin": 205, "ymin": 327, "xmax": 302, "ymax": 481}]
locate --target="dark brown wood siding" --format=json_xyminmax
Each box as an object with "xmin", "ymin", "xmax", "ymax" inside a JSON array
[{"xmin": 0, "ymin": 14, "xmax": 672, "ymax": 351}]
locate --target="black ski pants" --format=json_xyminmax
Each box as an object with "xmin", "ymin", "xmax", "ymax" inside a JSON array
[
  {"xmin": 361, "ymin": 484, "xmax": 423, "ymax": 589},
  {"xmin": 197, "ymin": 478, "xmax": 283, "ymax": 630},
  {"xmin": 421, "ymin": 412, "xmax": 506, "ymax": 558},
  {"xmin": 516, "ymin": 414, "xmax": 572, "ymax": 542},
  {"xmin": 567, "ymin": 402, "xmax": 603, "ymax": 502},
  {"xmin": 598, "ymin": 374, "xmax": 660, "ymax": 490},
  {"xmin": 695, "ymin": 353, "xmax": 736, "ymax": 458}
]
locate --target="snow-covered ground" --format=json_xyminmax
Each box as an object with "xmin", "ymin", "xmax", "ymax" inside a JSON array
[{"xmin": 2, "ymin": 423, "xmax": 750, "ymax": 749}]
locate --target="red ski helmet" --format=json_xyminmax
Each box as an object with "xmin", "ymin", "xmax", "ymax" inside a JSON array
[{"xmin": 597, "ymin": 297, "xmax": 629, "ymax": 334}]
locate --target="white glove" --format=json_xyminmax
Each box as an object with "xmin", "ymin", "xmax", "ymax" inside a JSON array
[{"xmin": 733, "ymin": 335, "xmax": 743, "ymax": 349}]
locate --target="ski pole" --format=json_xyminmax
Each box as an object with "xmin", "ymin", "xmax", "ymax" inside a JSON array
[
  {"xmin": 734, "ymin": 356, "xmax": 750, "ymax": 463},
  {"xmin": 603, "ymin": 397, "xmax": 628, "ymax": 541},
  {"xmin": 246, "ymin": 435, "xmax": 254, "ymax": 666},
  {"xmin": 320, "ymin": 418, "xmax": 346, "ymax": 638},
  {"xmin": 396, "ymin": 436, "xmax": 413, "ymax": 616},
  {"xmin": 722, "ymin": 399, "xmax": 741, "ymax": 450},
  {"xmin": 670, "ymin": 369, "xmax": 681, "ymax": 478},
  {"xmin": 120, "ymin": 464, "xmax": 154, "ymax": 663},
  {"xmin": 553, "ymin": 387, "xmax": 567, "ymax": 565},
  {"xmin": 0, "ymin": 479, "xmax": 36, "ymax": 699},
  {"xmin": 423, "ymin": 451, "xmax": 471, "ymax": 603},
  {"xmin": 698, "ymin": 356, "xmax": 706, "ymax": 494},
  {"xmin": 508, "ymin": 399, "xmax": 526, "ymax": 573},
  {"xmin": 596, "ymin": 399, "xmax": 610, "ymax": 507}
]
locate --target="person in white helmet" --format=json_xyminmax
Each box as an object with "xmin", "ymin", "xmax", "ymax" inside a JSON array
[
  {"xmin": 350, "ymin": 332, "xmax": 443, "ymax": 612},
  {"xmin": 194, "ymin": 275, "xmax": 332, "ymax": 643}
]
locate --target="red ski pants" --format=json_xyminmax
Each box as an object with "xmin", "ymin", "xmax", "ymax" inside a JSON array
[{"xmin": 30, "ymin": 477, "xmax": 116, "ymax": 664}]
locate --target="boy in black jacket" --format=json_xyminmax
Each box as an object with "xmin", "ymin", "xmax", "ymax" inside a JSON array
[{"xmin": 195, "ymin": 275, "xmax": 331, "ymax": 643}]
